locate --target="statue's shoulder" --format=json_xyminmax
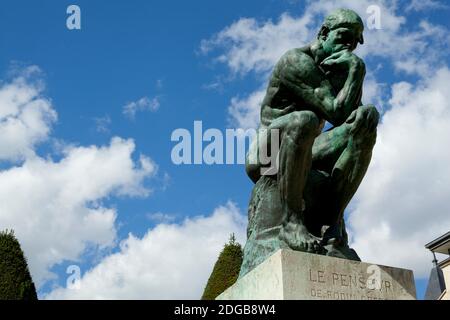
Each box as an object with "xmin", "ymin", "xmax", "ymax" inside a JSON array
[
  {"xmin": 274, "ymin": 47, "xmax": 318, "ymax": 83},
  {"xmin": 275, "ymin": 47, "xmax": 315, "ymax": 74},
  {"xmin": 276, "ymin": 47, "xmax": 315, "ymax": 71}
]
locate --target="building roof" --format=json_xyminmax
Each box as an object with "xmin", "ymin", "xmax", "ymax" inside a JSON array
[
  {"xmin": 439, "ymin": 257, "xmax": 450, "ymax": 269},
  {"xmin": 425, "ymin": 231, "xmax": 450, "ymax": 255},
  {"xmin": 424, "ymin": 266, "xmax": 446, "ymax": 300}
]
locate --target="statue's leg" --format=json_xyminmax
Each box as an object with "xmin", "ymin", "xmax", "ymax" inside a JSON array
[
  {"xmin": 312, "ymin": 105, "xmax": 379, "ymax": 245},
  {"xmin": 273, "ymin": 111, "xmax": 321, "ymax": 212},
  {"xmin": 267, "ymin": 111, "xmax": 324, "ymax": 253}
]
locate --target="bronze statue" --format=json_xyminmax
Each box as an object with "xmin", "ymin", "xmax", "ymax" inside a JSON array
[{"xmin": 240, "ymin": 8, "xmax": 379, "ymax": 277}]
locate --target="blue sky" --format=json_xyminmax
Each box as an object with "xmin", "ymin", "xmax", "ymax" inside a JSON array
[{"xmin": 0, "ymin": 0, "xmax": 449, "ymax": 299}]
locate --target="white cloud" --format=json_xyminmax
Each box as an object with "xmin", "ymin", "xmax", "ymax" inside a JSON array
[
  {"xmin": 228, "ymin": 88, "xmax": 266, "ymax": 129},
  {"xmin": 201, "ymin": 13, "xmax": 314, "ymax": 75},
  {"xmin": 363, "ymin": 70, "xmax": 389, "ymax": 111},
  {"xmin": 123, "ymin": 96, "xmax": 160, "ymax": 120},
  {"xmin": 0, "ymin": 64, "xmax": 158, "ymax": 288},
  {"xmin": 146, "ymin": 212, "xmax": 176, "ymax": 224},
  {"xmin": 349, "ymin": 67, "xmax": 450, "ymax": 277},
  {"xmin": 390, "ymin": 20, "xmax": 450, "ymax": 76},
  {"xmin": 45, "ymin": 202, "xmax": 246, "ymax": 299},
  {"xmin": 0, "ymin": 66, "xmax": 57, "ymax": 161},
  {"xmin": 94, "ymin": 115, "xmax": 111, "ymax": 133},
  {"xmin": 405, "ymin": 0, "xmax": 448, "ymax": 12},
  {"xmin": 0, "ymin": 137, "xmax": 156, "ymax": 286},
  {"xmin": 201, "ymin": 1, "xmax": 417, "ymax": 75},
  {"xmin": 156, "ymin": 79, "xmax": 163, "ymax": 90}
]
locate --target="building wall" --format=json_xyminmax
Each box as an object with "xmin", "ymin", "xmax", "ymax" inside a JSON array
[{"xmin": 440, "ymin": 263, "xmax": 450, "ymax": 300}]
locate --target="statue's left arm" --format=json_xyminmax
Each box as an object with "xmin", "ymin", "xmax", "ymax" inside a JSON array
[{"xmin": 320, "ymin": 50, "xmax": 366, "ymax": 125}]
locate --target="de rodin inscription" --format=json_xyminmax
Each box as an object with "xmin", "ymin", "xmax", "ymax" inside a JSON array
[
  {"xmin": 217, "ymin": 250, "xmax": 416, "ymax": 300},
  {"xmin": 308, "ymin": 269, "xmax": 392, "ymax": 300}
]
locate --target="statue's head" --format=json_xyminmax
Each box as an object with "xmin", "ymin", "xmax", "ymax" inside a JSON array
[{"xmin": 317, "ymin": 9, "xmax": 364, "ymax": 55}]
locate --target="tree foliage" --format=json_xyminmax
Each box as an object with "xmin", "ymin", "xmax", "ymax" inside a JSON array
[
  {"xmin": 202, "ymin": 233, "xmax": 243, "ymax": 300},
  {"xmin": 0, "ymin": 230, "xmax": 38, "ymax": 300}
]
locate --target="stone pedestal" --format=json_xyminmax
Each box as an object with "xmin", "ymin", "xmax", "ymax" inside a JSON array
[{"xmin": 217, "ymin": 249, "xmax": 416, "ymax": 300}]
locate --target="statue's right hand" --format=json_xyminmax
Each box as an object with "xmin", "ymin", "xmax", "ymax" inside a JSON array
[{"xmin": 320, "ymin": 50, "xmax": 365, "ymax": 72}]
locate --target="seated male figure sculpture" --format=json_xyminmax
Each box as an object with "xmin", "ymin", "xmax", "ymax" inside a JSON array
[{"xmin": 242, "ymin": 8, "xmax": 379, "ymax": 276}]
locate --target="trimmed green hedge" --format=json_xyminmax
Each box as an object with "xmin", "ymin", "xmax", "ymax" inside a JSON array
[
  {"xmin": 202, "ymin": 234, "xmax": 243, "ymax": 300},
  {"xmin": 0, "ymin": 230, "xmax": 37, "ymax": 300}
]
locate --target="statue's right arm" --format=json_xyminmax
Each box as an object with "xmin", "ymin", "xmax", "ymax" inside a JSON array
[{"xmin": 277, "ymin": 50, "xmax": 365, "ymax": 126}]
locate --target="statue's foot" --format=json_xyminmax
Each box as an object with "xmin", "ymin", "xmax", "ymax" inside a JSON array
[
  {"xmin": 322, "ymin": 237, "xmax": 361, "ymax": 261},
  {"xmin": 320, "ymin": 223, "xmax": 360, "ymax": 261},
  {"xmin": 279, "ymin": 220, "xmax": 324, "ymax": 254}
]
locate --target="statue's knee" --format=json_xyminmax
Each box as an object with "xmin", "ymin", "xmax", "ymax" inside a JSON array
[
  {"xmin": 363, "ymin": 105, "xmax": 380, "ymax": 130},
  {"xmin": 363, "ymin": 129, "xmax": 377, "ymax": 147},
  {"xmin": 351, "ymin": 105, "xmax": 379, "ymax": 132},
  {"xmin": 349, "ymin": 105, "xmax": 379, "ymax": 147},
  {"xmin": 352, "ymin": 128, "xmax": 377, "ymax": 147},
  {"xmin": 286, "ymin": 111, "xmax": 320, "ymax": 141}
]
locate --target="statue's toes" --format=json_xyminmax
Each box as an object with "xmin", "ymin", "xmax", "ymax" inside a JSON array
[{"xmin": 311, "ymin": 240, "xmax": 323, "ymax": 253}]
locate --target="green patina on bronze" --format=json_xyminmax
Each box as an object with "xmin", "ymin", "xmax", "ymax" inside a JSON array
[{"xmin": 240, "ymin": 8, "xmax": 380, "ymax": 278}]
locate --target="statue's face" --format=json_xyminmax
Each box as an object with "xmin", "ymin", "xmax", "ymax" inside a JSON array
[{"xmin": 320, "ymin": 26, "xmax": 361, "ymax": 56}]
